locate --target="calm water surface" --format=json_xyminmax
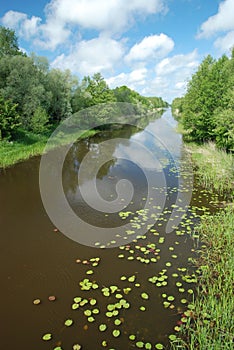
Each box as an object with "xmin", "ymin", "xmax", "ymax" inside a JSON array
[{"xmin": 0, "ymin": 110, "xmax": 220, "ymax": 350}]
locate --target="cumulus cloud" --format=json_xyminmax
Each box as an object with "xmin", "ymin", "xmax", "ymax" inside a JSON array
[
  {"xmin": 214, "ymin": 31, "xmax": 234, "ymax": 53},
  {"xmin": 107, "ymin": 68, "xmax": 148, "ymax": 90},
  {"xmin": 139, "ymin": 50, "xmax": 199, "ymax": 102},
  {"xmin": 1, "ymin": 0, "xmax": 167, "ymax": 50},
  {"xmin": 51, "ymin": 36, "xmax": 125, "ymax": 75},
  {"xmin": 197, "ymin": 0, "xmax": 234, "ymax": 38},
  {"xmin": 125, "ymin": 34, "xmax": 174, "ymax": 63},
  {"xmin": 2, "ymin": 10, "xmax": 41, "ymax": 39},
  {"xmin": 45, "ymin": 0, "xmax": 167, "ymax": 34}
]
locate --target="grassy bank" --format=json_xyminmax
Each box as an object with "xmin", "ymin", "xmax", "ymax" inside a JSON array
[
  {"xmin": 170, "ymin": 142, "xmax": 234, "ymax": 349},
  {"xmin": 185, "ymin": 142, "xmax": 234, "ymax": 200},
  {"xmin": 0, "ymin": 128, "xmax": 98, "ymax": 169}
]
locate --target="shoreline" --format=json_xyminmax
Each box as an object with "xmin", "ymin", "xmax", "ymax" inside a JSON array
[{"xmin": 170, "ymin": 142, "xmax": 234, "ymax": 349}]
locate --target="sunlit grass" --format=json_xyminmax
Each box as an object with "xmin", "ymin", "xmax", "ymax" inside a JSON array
[
  {"xmin": 185, "ymin": 142, "xmax": 234, "ymax": 200},
  {"xmin": 170, "ymin": 207, "xmax": 234, "ymax": 349},
  {"xmin": 0, "ymin": 128, "xmax": 97, "ymax": 168}
]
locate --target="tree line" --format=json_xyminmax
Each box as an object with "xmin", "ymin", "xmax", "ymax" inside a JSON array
[
  {"xmin": 172, "ymin": 50, "xmax": 234, "ymax": 151},
  {"xmin": 0, "ymin": 26, "xmax": 168, "ymax": 141}
]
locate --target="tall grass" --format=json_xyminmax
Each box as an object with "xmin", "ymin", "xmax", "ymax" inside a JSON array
[
  {"xmin": 185, "ymin": 142, "xmax": 234, "ymax": 200},
  {"xmin": 170, "ymin": 207, "xmax": 234, "ymax": 349},
  {"xmin": 0, "ymin": 128, "xmax": 98, "ymax": 168}
]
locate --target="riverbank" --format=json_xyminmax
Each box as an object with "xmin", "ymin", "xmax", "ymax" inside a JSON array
[
  {"xmin": 171, "ymin": 142, "xmax": 234, "ymax": 349},
  {"xmin": 0, "ymin": 128, "xmax": 98, "ymax": 169}
]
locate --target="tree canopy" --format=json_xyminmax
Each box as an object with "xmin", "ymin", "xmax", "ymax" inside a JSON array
[{"xmin": 172, "ymin": 49, "xmax": 234, "ymax": 151}]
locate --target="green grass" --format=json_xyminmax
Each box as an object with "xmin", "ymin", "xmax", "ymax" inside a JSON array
[
  {"xmin": 170, "ymin": 207, "xmax": 234, "ymax": 350},
  {"xmin": 170, "ymin": 141, "xmax": 234, "ymax": 349},
  {"xmin": 185, "ymin": 142, "xmax": 234, "ymax": 200},
  {"xmin": 0, "ymin": 128, "xmax": 98, "ymax": 168}
]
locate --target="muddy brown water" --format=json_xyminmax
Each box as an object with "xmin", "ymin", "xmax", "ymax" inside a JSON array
[{"xmin": 0, "ymin": 110, "xmax": 220, "ymax": 350}]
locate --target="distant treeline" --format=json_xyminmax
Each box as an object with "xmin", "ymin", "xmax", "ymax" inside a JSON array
[
  {"xmin": 172, "ymin": 50, "xmax": 234, "ymax": 151},
  {"xmin": 0, "ymin": 26, "xmax": 168, "ymax": 140}
]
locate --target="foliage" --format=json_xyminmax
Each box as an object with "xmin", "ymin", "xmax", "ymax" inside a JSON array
[
  {"xmin": 0, "ymin": 96, "xmax": 21, "ymax": 139},
  {"xmin": 173, "ymin": 50, "xmax": 234, "ymax": 150},
  {"xmin": 29, "ymin": 106, "xmax": 49, "ymax": 134},
  {"xmin": 0, "ymin": 26, "xmax": 23, "ymax": 57}
]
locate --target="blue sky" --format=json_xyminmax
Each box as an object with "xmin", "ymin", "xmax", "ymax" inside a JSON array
[{"xmin": 1, "ymin": 0, "xmax": 234, "ymax": 102}]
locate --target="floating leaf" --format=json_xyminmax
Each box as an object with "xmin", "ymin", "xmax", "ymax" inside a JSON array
[
  {"xmin": 73, "ymin": 345, "xmax": 82, "ymax": 350},
  {"xmin": 129, "ymin": 334, "xmax": 136, "ymax": 341},
  {"xmin": 42, "ymin": 333, "xmax": 52, "ymax": 341},
  {"xmin": 86, "ymin": 270, "xmax": 94, "ymax": 275},
  {"xmin": 64, "ymin": 319, "xmax": 73, "ymax": 327},
  {"xmin": 84, "ymin": 310, "xmax": 92, "ymax": 317},
  {"xmin": 88, "ymin": 316, "xmax": 95, "ymax": 322},
  {"xmin": 102, "ymin": 340, "xmax": 107, "ymax": 347},
  {"xmin": 169, "ymin": 334, "xmax": 177, "ymax": 341},
  {"xmin": 90, "ymin": 299, "xmax": 97, "ymax": 306},
  {"xmin": 72, "ymin": 303, "xmax": 79, "ymax": 310},
  {"xmin": 141, "ymin": 292, "xmax": 149, "ymax": 300},
  {"xmin": 140, "ymin": 306, "xmax": 146, "ymax": 311},
  {"xmin": 112, "ymin": 329, "xmax": 120, "ymax": 337},
  {"xmin": 92, "ymin": 308, "xmax": 100, "ymax": 314},
  {"xmin": 136, "ymin": 341, "xmax": 144, "ymax": 348},
  {"xmin": 74, "ymin": 297, "xmax": 82, "ymax": 303},
  {"xmin": 114, "ymin": 319, "xmax": 121, "ymax": 326},
  {"xmin": 99, "ymin": 324, "xmax": 107, "ymax": 332},
  {"xmin": 33, "ymin": 299, "xmax": 41, "ymax": 305},
  {"xmin": 54, "ymin": 347, "xmax": 63, "ymax": 350},
  {"xmin": 145, "ymin": 343, "xmax": 152, "ymax": 349},
  {"xmin": 155, "ymin": 344, "xmax": 164, "ymax": 349}
]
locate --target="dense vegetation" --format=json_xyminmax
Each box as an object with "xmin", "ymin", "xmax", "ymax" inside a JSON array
[
  {"xmin": 0, "ymin": 26, "xmax": 167, "ymax": 144},
  {"xmin": 172, "ymin": 50, "xmax": 234, "ymax": 151}
]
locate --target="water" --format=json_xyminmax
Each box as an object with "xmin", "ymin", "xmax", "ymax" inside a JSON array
[{"xmin": 0, "ymin": 109, "xmax": 220, "ymax": 349}]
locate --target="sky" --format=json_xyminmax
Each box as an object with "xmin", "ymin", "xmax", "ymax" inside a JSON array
[{"xmin": 0, "ymin": 0, "xmax": 234, "ymax": 102}]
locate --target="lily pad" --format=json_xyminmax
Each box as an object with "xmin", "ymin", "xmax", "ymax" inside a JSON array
[
  {"xmin": 73, "ymin": 345, "xmax": 82, "ymax": 350},
  {"xmin": 64, "ymin": 319, "xmax": 73, "ymax": 327},
  {"xmin": 42, "ymin": 333, "xmax": 52, "ymax": 341},
  {"xmin": 141, "ymin": 292, "xmax": 149, "ymax": 300},
  {"xmin": 112, "ymin": 329, "xmax": 120, "ymax": 337},
  {"xmin": 136, "ymin": 341, "xmax": 144, "ymax": 348},
  {"xmin": 99, "ymin": 324, "xmax": 107, "ymax": 332}
]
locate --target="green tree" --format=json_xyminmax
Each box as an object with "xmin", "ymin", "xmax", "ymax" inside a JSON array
[
  {"xmin": 0, "ymin": 96, "xmax": 21, "ymax": 139},
  {"xmin": 0, "ymin": 26, "xmax": 23, "ymax": 57},
  {"xmin": 29, "ymin": 106, "xmax": 49, "ymax": 134}
]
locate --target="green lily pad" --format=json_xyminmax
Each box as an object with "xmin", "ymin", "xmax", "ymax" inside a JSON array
[
  {"xmin": 136, "ymin": 341, "xmax": 144, "ymax": 348},
  {"xmin": 72, "ymin": 303, "xmax": 79, "ymax": 310},
  {"xmin": 145, "ymin": 343, "xmax": 152, "ymax": 349},
  {"xmin": 129, "ymin": 334, "xmax": 136, "ymax": 340},
  {"xmin": 169, "ymin": 334, "xmax": 177, "ymax": 341},
  {"xmin": 64, "ymin": 319, "xmax": 73, "ymax": 327},
  {"xmin": 99, "ymin": 324, "xmax": 107, "ymax": 332},
  {"xmin": 141, "ymin": 292, "xmax": 149, "ymax": 300},
  {"xmin": 112, "ymin": 329, "xmax": 120, "ymax": 337},
  {"xmin": 90, "ymin": 299, "xmax": 97, "ymax": 306},
  {"xmin": 42, "ymin": 333, "xmax": 52, "ymax": 341},
  {"xmin": 73, "ymin": 345, "xmax": 82, "ymax": 350},
  {"xmin": 114, "ymin": 319, "xmax": 121, "ymax": 326},
  {"xmin": 155, "ymin": 344, "xmax": 164, "ymax": 349},
  {"xmin": 84, "ymin": 310, "xmax": 92, "ymax": 317},
  {"xmin": 88, "ymin": 316, "xmax": 95, "ymax": 322}
]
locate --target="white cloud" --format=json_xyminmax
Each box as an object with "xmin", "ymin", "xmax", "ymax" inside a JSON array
[
  {"xmin": 51, "ymin": 36, "xmax": 125, "ymax": 75},
  {"xmin": 155, "ymin": 50, "xmax": 198, "ymax": 76},
  {"xmin": 107, "ymin": 68, "xmax": 148, "ymax": 90},
  {"xmin": 2, "ymin": 10, "xmax": 41, "ymax": 39},
  {"xmin": 197, "ymin": 0, "xmax": 234, "ymax": 38},
  {"xmin": 214, "ymin": 31, "xmax": 234, "ymax": 52},
  {"xmin": 125, "ymin": 34, "xmax": 174, "ymax": 63},
  {"xmin": 45, "ymin": 0, "xmax": 167, "ymax": 34},
  {"xmin": 139, "ymin": 50, "xmax": 199, "ymax": 102},
  {"xmin": 1, "ymin": 0, "xmax": 167, "ymax": 51}
]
